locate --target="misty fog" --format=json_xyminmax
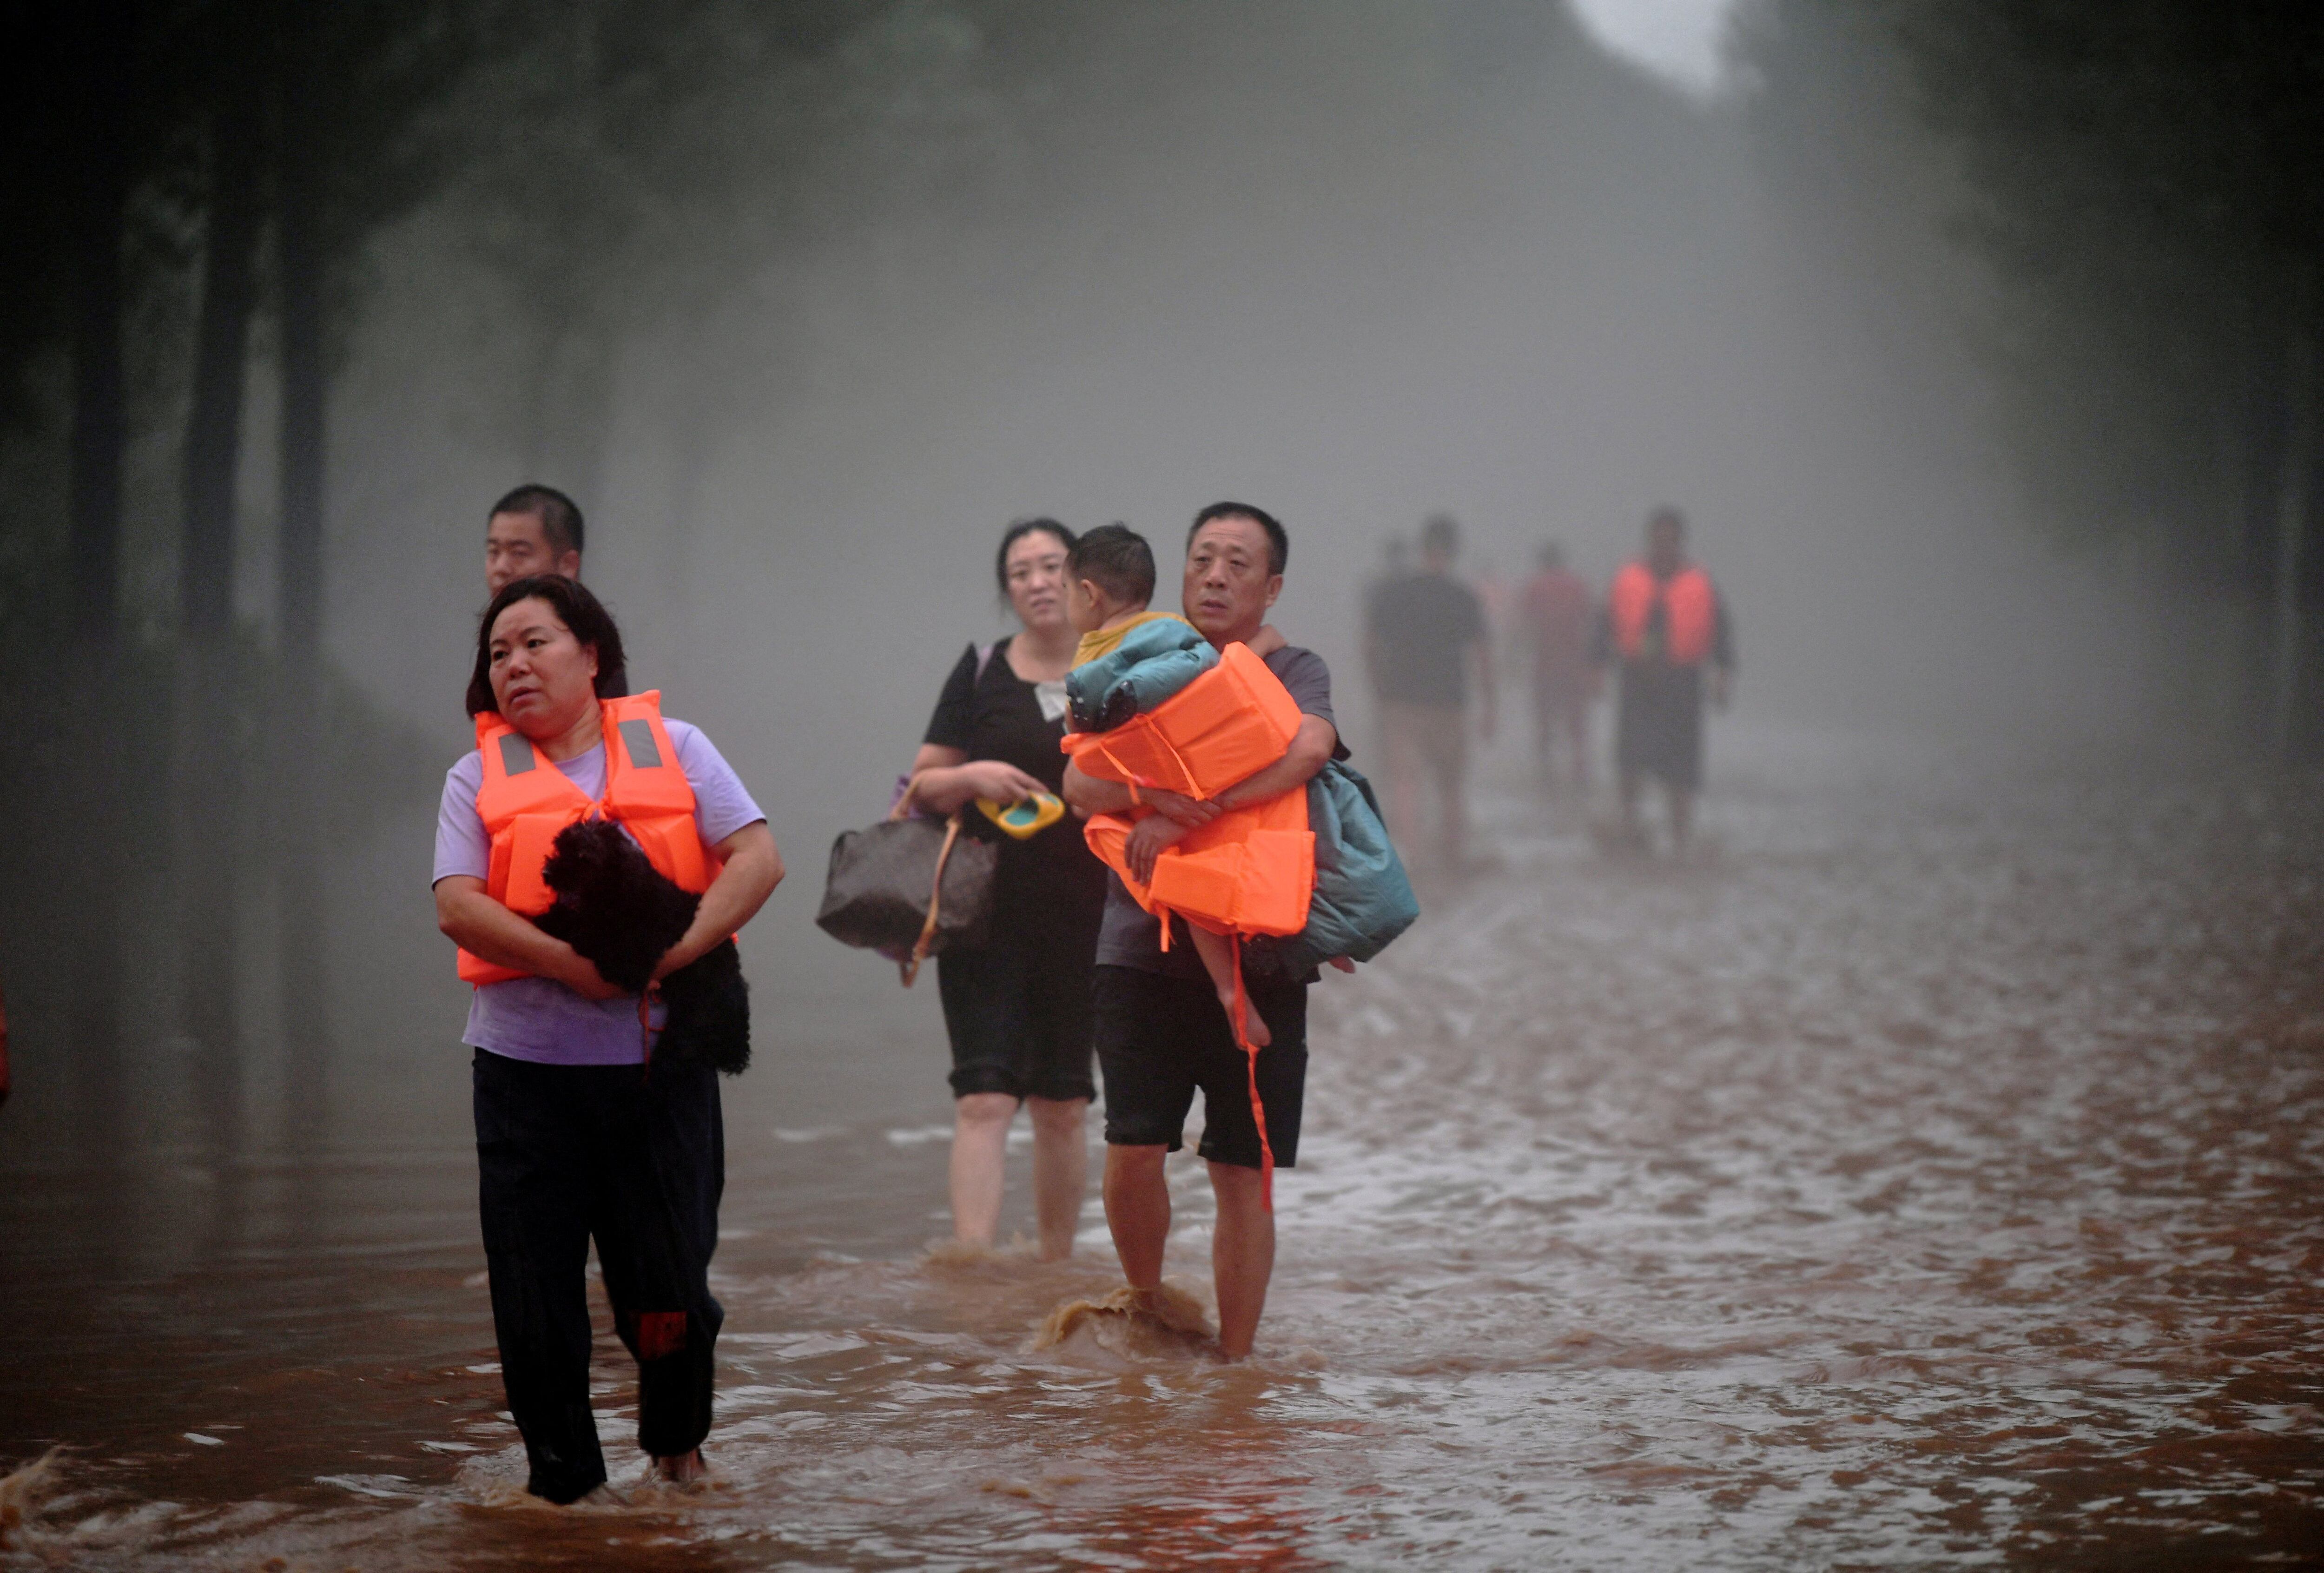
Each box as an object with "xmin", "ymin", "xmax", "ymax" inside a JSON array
[
  {"xmin": 257, "ymin": 2, "xmax": 2132, "ymax": 1065},
  {"xmin": 8, "ymin": 3, "xmax": 2319, "ymax": 1564}
]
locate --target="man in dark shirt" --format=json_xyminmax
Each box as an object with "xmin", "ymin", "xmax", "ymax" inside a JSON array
[
  {"xmin": 1366, "ymin": 512, "xmax": 1493, "ymax": 868},
  {"xmin": 482, "ymin": 484, "xmax": 628, "ymax": 696},
  {"xmin": 1062, "ymin": 501, "xmax": 1343, "ymax": 1362}
]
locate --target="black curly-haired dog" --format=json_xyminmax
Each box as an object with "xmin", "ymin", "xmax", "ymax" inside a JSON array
[{"xmin": 533, "ymin": 819, "xmax": 750, "ymax": 1076}]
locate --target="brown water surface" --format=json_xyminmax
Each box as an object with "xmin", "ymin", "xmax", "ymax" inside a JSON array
[{"xmin": 6, "ymin": 727, "xmax": 2324, "ymax": 1568}]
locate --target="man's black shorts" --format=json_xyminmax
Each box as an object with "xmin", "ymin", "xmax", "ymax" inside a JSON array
[{"xmin": 1093, "ymin": 964, "xmax": 1308, "ymax": 1170}]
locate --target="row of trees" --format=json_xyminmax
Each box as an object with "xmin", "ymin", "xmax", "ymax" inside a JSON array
[
  {"xmin": 0, "ymin": 0, "xmax": 1004, "ymax": 1141},
  {"xmin": 6, "ymin": 2, "xmax": 515, "ymax": 1144},
  {"xmin": 1747, "ymin": 0, "xmax": 2324, "ymax": 753}
]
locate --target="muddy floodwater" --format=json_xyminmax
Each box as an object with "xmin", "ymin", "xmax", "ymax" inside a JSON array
[{"xmin": 6, "ymin": 724, "xmax": 2324, "ymax": 1568}]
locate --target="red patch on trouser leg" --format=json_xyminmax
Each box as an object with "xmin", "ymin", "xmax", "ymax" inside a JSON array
[{"xmin": 635, "ymin": 1311, "xmax": 687, "ymax": 1361}]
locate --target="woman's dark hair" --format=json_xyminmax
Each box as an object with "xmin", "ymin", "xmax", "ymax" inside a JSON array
[
  {"xmin": 467, "ymin": 574, "xmax": 627, "ymax": 717},
  {"xmin": 994, "ymin": 516, "xmax": 1075, "ymax": 602}
]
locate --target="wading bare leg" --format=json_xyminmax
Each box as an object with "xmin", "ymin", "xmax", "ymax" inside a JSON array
[
  {"xmin": 1436, "ymin": 713, "xmax": 1469, "ymax": 868},
  {"xmin": 1380, "ymin": 703, "xmax": 1423, "ymax": 857},
  {"xmin": 1104, "ymin": 1143, "xmax": 1171, "ymax": 1290},
  {"xmin": 1207, "ymin": 1160, "xmax": 1275, "ymax": 1361},
  {"xmin": 950, "ymin": 1092, "xmax": 1018, "ymax": 1248},
  {"xmin": 1027, "ymin": 1095, "xmax": 1089, "ymax": 1260}
]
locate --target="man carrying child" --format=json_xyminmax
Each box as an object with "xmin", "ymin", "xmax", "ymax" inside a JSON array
[{"xmin": 1061, "ymin": 504, "xmax": 1344, "ymax": 1362}]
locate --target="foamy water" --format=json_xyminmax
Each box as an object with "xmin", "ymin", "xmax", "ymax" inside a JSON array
[{"xmin": 6, "ymin": 728, "xmax": 2323, "ymax": 1567}]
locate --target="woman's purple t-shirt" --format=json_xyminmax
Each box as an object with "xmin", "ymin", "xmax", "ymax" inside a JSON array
[{"xmin": 432, "ymin": 719, "xmax": 765, "ymax": 1066}]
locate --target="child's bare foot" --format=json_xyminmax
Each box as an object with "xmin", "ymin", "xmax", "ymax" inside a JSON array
[
  {"xmin": 654, "ymin": 1449, "xmax": 706, "ymax": 1485},
  {"xmin": 1219, "ymin": 984, "xmax": 1271, "ymax": 1047}
]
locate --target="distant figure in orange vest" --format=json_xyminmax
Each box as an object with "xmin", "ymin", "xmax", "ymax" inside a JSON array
[
  {"xmin": 1595, "ymin": 507, "xmax": 1733, "ymax": 853},
  {"xmin": 1519, "ymin": 539, "xmax": 1597, "ymax": 791}
]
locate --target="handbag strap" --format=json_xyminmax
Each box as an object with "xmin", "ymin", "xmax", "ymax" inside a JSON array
[
  {"xmin": 889, "ymin": 772, "xmax": 928, "ymax": 821},
  {"xmin": 898, "ymin": 811, "xmax": 964, "ymax": 987}
]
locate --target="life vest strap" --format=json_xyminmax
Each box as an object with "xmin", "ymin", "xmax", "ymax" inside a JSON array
[
  {"xmin": 1229, "ymin": 932, "xmax": 1274, "ymax": 1213},
  {"xmin": 898, "ymin": 812, "xmax": 964, "ymax": 988}
]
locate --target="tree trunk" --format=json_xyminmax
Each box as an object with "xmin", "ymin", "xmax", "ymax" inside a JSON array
[
  {"xmin": 176, "ymin": 86, "xmax": 266, "ymax": 1077},
  {"xmin": 277, "ymin": 20, "xmax": 331, "ymax": 1137},
  {"xmin": 278, "ymin": 149, "xmax": 326, "ymax": 674},
  {"xmin": 518, "ymin": 308, "xmax": 615, "ymax": 511},
  {"xmin": 67, "ymin": 21, "xmax": 130, "ymax": 648},
  {"xmin": 181, "ymin": 96, "xmax": 264, "ymax": 641},
  {"xmin": 66, "ymin": 3, "xmax": 134, "ymax": 1104},
  {"xmin": 2272, "ymin": 285, "xmax": 2315, "ymax": 760}
]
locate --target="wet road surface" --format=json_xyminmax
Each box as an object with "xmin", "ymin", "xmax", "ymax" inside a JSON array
[{"xmin": 5, "ymin": 724, "xmax": 2323, "ymax": 1568}]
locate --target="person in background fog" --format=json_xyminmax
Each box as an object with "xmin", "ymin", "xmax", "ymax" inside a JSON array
[
  {"xmin": 1367, "ymin": 512, "xmax": 1493, "ymax": 869},
  {"xmin": 433, "ymin": 575, "xmax": 780, "ymax": 1501},
  {"xmin": 1360, "ymin": 536, "xmax": 1409, "ymax": 707},
  {"xmin": 904, "ymin": 518, "xmax": 1108, "ymax": 1261},
  {"xmin": 1595, "ymin": 506, "xmax": 1734, "ymax": 854},
  {"xmin": 483, "ymin": 484, "xmax": 627, "ymax": 697},
  {"xmin": 1520, "ymin": 540, "xmax": 1597, "ymax": 790}
]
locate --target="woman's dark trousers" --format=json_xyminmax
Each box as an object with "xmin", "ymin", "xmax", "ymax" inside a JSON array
[{"xmin": 472, "ymin": 1049, "xmax": 725, "ymax": 1503}]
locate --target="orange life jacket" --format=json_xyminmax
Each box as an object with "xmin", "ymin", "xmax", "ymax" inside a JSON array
[
  {"xmin": 1083, "ymin": 786, "xmax": 1315, "ymax": 943},
  {"xmin": 456, "ymin": 691, "xmax": 718, "ymax": 986},
  {"xmin": 1070, "ymin": 644, "xmax": 1318, "ymax": 1212},
  {"xmin": 1608, "ymin": 562, "xmax": 1717, "ymax": 665},
  {"xmin": 1061, "ymin": 641, "xmax": 1302, "ymax": 801}
]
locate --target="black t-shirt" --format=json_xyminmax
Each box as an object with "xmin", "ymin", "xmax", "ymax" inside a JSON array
[
  {"xmin": 924, "ymin": 636, "xmax": 1108, "ymax": 925},
  {"xmin": 1095, "ymin": 644, "xmax": 1342, "ymax": 979},
  {"xmin": 1368, "ymin": 572, "xmax": 1485, "ymax": 706}
]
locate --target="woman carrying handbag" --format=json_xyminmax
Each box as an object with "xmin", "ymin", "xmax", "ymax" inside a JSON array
[{"xmin": 898, "ymin": 518, "xmax": 1108, "ymax": 1260}]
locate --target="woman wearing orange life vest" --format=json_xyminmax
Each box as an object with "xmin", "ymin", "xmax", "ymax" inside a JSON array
[
  {"xmin": 432, "ymin": 574, "xmax": 781, "ymax": 1503},
  {"xmin": 1594, "ymin": 506, "xmax": 1735, "ymax": 854}
]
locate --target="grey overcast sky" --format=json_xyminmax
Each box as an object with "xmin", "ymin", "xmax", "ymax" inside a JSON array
[{"xmin": 1567, "ymin": 0, "xmax": 1739, "ymax": 95}]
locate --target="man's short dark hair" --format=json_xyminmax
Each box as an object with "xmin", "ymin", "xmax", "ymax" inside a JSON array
[
  {"xmin": 489, "ymin": 484, "xmax": 586, "ymax": 559},
  {"xmin": 467, "ymin": 573, "xmax": 626, "ymax": 717},
  {"xmin": 1647, "ymin": 505, "xmax": 1686, "ymax": 535},
  {"xmin": 1066, "ymin": 522, "xmax": 1155, "ymax": 606},
  {"xmin": 1187, "ymin": 501, "xmax": 1287, "ymax": 575},
  {"xmin": 1421, "ymin": 512, "xmax": 1459, "ymax": 556}
]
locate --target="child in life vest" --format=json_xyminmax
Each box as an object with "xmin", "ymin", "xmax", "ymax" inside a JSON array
[{"xmin": 1063, "ymin": 526, "xmax": 1290, "ymax": 1044}]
